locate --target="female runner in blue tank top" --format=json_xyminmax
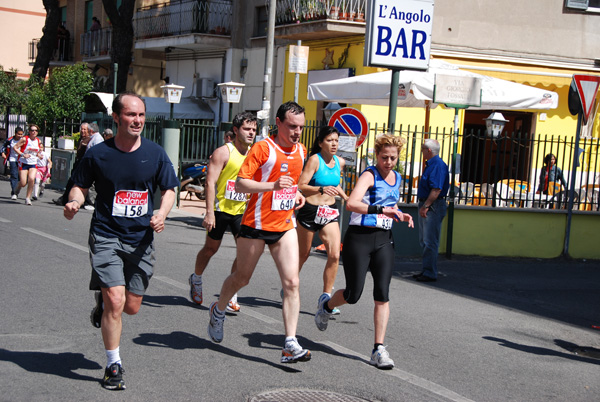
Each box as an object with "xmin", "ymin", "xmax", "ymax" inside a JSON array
[
  {"xmin": 313, "ymin": 134, "xmax": 414, "ymax": 370},
  {"xmin": 297, "ymin": 126, "xmax": 348, "ymax": 313}
]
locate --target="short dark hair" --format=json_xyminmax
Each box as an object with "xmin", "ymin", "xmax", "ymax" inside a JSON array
[
  {"xmin": 15, "ymin": 126, "xmax": 23, "ymax": 134},
  {"xmin": 276, "ymin": 101, "xmax": 305, "ymax": 122},
  {"xmin": 232, "ymin": 112, "xmax": 257, "ymax": 129},
  {"xmin": 112, "ymin": 92, "xmax": 146, "ymax": 116}
]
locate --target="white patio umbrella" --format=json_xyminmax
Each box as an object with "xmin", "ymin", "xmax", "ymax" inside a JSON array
[{"xmin": 308, "ymin": 60, "xmax": 559, "ymax": 110}]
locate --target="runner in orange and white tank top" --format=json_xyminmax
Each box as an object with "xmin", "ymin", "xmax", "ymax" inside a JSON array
[
  {"xmin": 207, "ymin": 102, "xmax": 312, "ymax": 364},
  {"xmin": 14, "ymin": 124, "xmax": 42, "ymax": 205},
  {"xmin": 239, "ymin": 136, "xmax": 305, "ymax": 232}
]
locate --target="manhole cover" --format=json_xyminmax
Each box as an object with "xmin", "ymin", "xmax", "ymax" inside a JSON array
[{"xmin": 249, "ymin": 389, "xmax": 371, "ymax": 402}]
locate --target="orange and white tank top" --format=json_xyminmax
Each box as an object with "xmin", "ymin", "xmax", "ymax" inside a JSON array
[
  {"xmin": 19, "ymin": 137, "xmax": 41, "ymax": 165},
  {"xmin": 238, "ymin": 137, "xmax": 306, "ymax": 232}
]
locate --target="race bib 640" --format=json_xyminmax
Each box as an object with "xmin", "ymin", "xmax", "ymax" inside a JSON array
[{"xmin": 271, "ymin": 185, "xmax": 298, "ymax": 211}]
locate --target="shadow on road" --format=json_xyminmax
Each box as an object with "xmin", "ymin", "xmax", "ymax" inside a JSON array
[
  {"xmin": 483, "ymin": 337, "xmax": 600, "ymax": 364},
  {"xmin": 393, "ymin": 256, "xmax": 600, "ymax": 330},
  {"xmin": 132, "ymin": 331, "xmax": 301, "ymax": 372},
  {"xmin": 0, "ymin": 349, "xmax": 102, "ymax": 382}
]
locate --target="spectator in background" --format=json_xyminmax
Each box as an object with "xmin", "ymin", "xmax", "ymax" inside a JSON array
[
  {"xmin": 223, "ymin": 130, "xmax": 235, "ymax": 144},
  {"xmin": 87, "ymin": 122, "xmax": 104, "ymax": 150},
  {"xmin": 537, "ymin": 153, "xmax": 567, "ymax": 194},
  {"xmin": 53, "ymin": 122, "xmax": 90, "ymax": 206},
  {"xmin": 91, "ymin": 17, "xmax": 101, "ymax": 31},
  {"xmin": 2, "ymin": 126, "xmax": 25, "ymax": 199},
  {"xmin": 102, "ymin": 128, "xmax": 114, "ymax": 141}
]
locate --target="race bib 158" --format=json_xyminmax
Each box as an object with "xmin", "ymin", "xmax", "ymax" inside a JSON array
[{"xmin": 112, "ymin": 190, "xmax": 149, "ymax": 218}]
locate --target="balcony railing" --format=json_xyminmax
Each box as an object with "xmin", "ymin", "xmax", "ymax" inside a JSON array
[
  {"xmin": 29, "ymin": 38, "xmax": 74, "ymax": 62},
  {"xmin": 80, "ymin": 27, "xmax": 112, "ymax": 58},
  {"xmin": 134, "ymin": 0, "xmax": 233, "ymax": 40},
  {"xmin": 276, "ymin": 0, "xmax": 366, "ymax": 25}
]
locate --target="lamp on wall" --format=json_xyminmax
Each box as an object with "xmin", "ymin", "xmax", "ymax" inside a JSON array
[
  {"xmin": 484, "ymin": 112, "xmax": 509, "ymax": 138},
  {"xmin": 160, "ymin": 84, "xmax": 185, "ymax": 119}
]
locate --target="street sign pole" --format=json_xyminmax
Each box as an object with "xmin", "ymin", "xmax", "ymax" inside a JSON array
[{"xmin": 387, "ymin": 69, "xmax": 400, "ymax": 132}]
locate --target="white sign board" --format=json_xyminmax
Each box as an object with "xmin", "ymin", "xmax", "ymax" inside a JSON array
[
  {"xmin": 337, "ymin": 150, "xmax": 357, "ymax": 165},
  {"xmin": 288, "ymin": 45, "xmax": 309, "ymax": 74},
  {"xmin": 364, "ymin": 0, "xmax": 435, "ymax": 70},
  {"xmin": 434, "ymin": 74, "xmax": 482, "ymax": 107},
  {"xmin": 338, "ymin": 135, "xmax": 357, "ymax": 152}
]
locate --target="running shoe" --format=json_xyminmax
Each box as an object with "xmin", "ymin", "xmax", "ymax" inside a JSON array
[
  {"xmin": 207, "ymin": 302, "xmax": 225, "ymax": 343},
  {"xmin": 315, "ymin": 294, "xmax": 332, "ymax": 331},
  {"xmin": 83, "ymin": 204, "xmax": 95, "ymax": 211},
  {"xmin": 90, "ymin": 291, "xmax": 103, "ymax": 328},
  {"xmin": 31, "ymin": 195, "xmax": 37, "ymax": 201},
  {"xmin": 281, "ymin": 337, "xmax": 311, "ymax": 363},
  {"xmin": 226, "ymin": 299, "xmax": 240, "ymax": 313},
  {"xmin": 102, "ymin": 363, "xmax": 126, "ymax": 390},
  {"xmin": 25, "ymin": 198, "xmax": 32, "ymax": 206},
  {"xmin": 10, "ymin": 194, "xmax": 17, "ymax": 200},
  {"xmin": 188, "ymin": 274, "xmax": 203, "ymax": 304},
  {"xmin": 331, "ymin": 307, "xmax": 341, "ymax": 315},
  {"xmin": 369, "ymin": 345, "xmax": 395, "ymax": 369}
]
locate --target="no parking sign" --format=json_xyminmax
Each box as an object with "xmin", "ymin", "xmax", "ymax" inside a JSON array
[{"xmin": 328, "ymin": 107, "xmax": 369, "ymax": 148}]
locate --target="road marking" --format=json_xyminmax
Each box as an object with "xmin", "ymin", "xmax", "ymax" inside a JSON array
[
  {"xmin": 153, "ymin": 275, "xmax": 189, "ymax": 291},
  {"xmin": 22, "ymin": 227, "xmax": 88, "ymax": 252},
  {"xmin": 0, "ymin": 217, "xmax": 11, "ymax": 223},
  {"xmin": 242, "ymin": 308, "xmax": 281, "ymax": 326},
  {"xmin": 321, "ymin": 341, "xmax": 475, "ymax": 402}
]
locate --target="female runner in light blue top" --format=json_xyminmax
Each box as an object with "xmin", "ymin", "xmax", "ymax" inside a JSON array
[{"xmin": 297, "ymin": 126, "xmax": 348, "ymax": 311}]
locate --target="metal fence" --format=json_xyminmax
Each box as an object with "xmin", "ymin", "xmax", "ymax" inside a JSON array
[
  {"xmin": 276, "ymin": 0, "xmax": 367, "ymax": 24},
  {"xmin": 134, "ymin": 0, "xmax": 233, "ymax": 39},
  {"xmin": 300, "ymin": 121, "xmax": 600, "ymax": 212}
]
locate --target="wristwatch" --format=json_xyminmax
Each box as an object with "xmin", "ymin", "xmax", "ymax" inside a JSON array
[{"xmin": 318, "ymin": 186, "xmax": 324, "ymax": 195}]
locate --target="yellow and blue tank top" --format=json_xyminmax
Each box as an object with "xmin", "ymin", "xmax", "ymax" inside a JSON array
[{"xmin": 215, "ymin": 143, "xmax": 249, "ymax": 215}]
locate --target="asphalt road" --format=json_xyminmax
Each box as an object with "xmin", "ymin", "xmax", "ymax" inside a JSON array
[{"xmin": 0, "ymin": 188, "xmax": 599, "ymax": 401}]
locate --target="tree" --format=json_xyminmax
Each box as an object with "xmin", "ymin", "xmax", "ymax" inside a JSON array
[
  {"xmin": 102, "ymin": 0, "xmax": 137, "ymax": 93},
  {"xmin": 25, "ymin": 64, "xmax": 93, "ymax": 135},
  {"xmin": 32, "ymin": 0, "xmax": 61, "ymax": 81},
  {"xmin": 0, "ymin": 66, "xmax": 28, "ymax": 115}
]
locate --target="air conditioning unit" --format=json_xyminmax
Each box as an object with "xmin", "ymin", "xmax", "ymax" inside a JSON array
[{"xmin": 196, "ymin": 78, "xmax": 215, "ymax": 98}]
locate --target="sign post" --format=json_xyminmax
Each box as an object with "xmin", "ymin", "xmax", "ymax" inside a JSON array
[
  {"xmin": 563, "ymin": 74, "xmax": 600, "ymax": 257},
  {"xmin": 364, "ymin": 0, "xmax": 435, "ymax": 131},
  {"xmin": 433, "ymin": 74, "xmax": 482, "ymax": 259}
]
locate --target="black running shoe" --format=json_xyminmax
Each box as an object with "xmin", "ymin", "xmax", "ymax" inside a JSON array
[
  {"xmin": 102, "ymin": 363, "xmax": 126, "ymax": 390},
  {"xmin": 90, "ymin": 291, "xmax": 103, "ymax": 328}
]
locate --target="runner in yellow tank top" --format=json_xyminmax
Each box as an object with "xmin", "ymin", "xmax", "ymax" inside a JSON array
[{"xmin": 189, "ymin": 112, "xmax": 257, "ymax": 313}]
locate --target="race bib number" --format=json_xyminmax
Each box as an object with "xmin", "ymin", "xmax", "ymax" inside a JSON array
[
  {"xmin": 224, "ymin": 180, "xmax": 248, "ymax": 202},
  {"xmin": 375, "ymin": 213, "xmax": 393, "ymax": 230},
  {"xmin": 112, "ymin": 190, "xmax": 149, "ymax": 218},
  {"xmin": 271, "ymin": 185, "xmax": 298, "ymax": 211},
  {"xmin": 314, "ymin": 205, "xmax": 339, "ymax": 225}
]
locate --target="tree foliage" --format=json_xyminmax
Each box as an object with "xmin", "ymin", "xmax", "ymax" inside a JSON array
[
  {"xmin": 0, "ymin": 66, "xmax": 28, "ymax": 114},
  {"xmin": 25, "ymin": 64, "xmax": 93, "ymax": 135}
]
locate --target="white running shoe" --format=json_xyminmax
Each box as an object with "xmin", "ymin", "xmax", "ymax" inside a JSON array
[
  {"xmin": 314, "ymin": 293, "xmax": 332, "ymax": 331},
  {"xmin": 370, "ymin": 345, "xmax": 395, "ymax": 369},
  {"xmin": 331, "ymin": 306, "xmax": 341, "ymax": 315},
  {"xmin": 281, "ymin": 337, "xmax": 311, "ymax": 363},
  {"xmin": 25, "ymin": 198, "xmax": 32, "ymax": 206},
  {"xmin": 207, "ymin": 302, "xmax": 225, "ymax": 343},
  {"xmin": 10, "ymin": 194, "xmax": 17, "ymax": 200},
  {"xmin": 189, "ymin": 274, "xmax": 203, "ymax": 304},
  {"xmin": 226, "ymin": 293, "xmax": 240, "ymax": 313}
]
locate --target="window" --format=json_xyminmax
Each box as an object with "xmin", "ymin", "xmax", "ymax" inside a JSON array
[
  {"xmin": 255, "ymin": 6, "xmax": 268, "ymax": 37},
  {"xmin": 566, "ymin": 0, "xmax": 600, "ymax": 12},
  {"xmin": 60, "ymin": 6, "xmax": 67, "ymax": 24},
  {"xmin": 85, "ymin": 1, "xmax": 93, "ymax": 31}
]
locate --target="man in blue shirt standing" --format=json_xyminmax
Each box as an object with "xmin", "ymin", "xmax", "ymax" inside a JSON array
[{"xmin": 414, "ymin": 139, "xmax": 449, "ymax": 282}]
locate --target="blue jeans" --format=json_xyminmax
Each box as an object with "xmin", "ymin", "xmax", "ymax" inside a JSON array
[
  {"xmin": 9, "ymin": 161, "xmax": 19, "ymax": 194},
  {"xmin": 418, "ymin": 199, "xmax": 447, "ymax": 279}
]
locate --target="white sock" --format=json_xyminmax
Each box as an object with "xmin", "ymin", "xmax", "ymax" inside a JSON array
[
  {"xmin": 33, "ymin": 179, "xmax": 40, "ymax": 197},
  {"xmin": 106, "ymin": 347, "xmax": 121, "ymax": 368}
]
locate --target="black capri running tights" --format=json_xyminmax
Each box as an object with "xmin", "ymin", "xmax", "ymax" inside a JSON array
[{"xmin": 341, "ymin": 225, "xmax": 396, "ymax": 304}]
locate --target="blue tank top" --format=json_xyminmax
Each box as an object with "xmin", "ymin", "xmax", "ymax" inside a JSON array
[
  {"xmin": 308, "ymin": 154, "xmax": 341, "ymax": 187},
  {"xmin": 348, "ymin": 166, "xmax": 401, "ymax": 228}
]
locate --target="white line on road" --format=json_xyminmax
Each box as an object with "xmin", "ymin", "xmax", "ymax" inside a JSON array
[
  {"xmin": 22, "ymin": 227, "xmax": 89, "ymax": 252},
  {"xmin": 321, "ymin": 341, "xmax": 475, "ymax": 402},
  {"xmin": 153, "ymin": 275, "xmax": 189, "ymax": 291},
  {"xmin": 0, "ymin": 217, "xmax": 12, "ymax": 223}
]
